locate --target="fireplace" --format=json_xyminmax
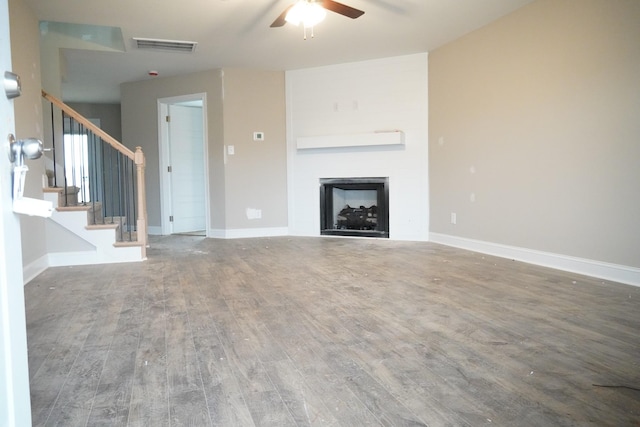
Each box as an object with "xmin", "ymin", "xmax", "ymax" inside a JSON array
[{"xmin": 320, "ymin": 177, "xmax": 389, "ymax": 238}]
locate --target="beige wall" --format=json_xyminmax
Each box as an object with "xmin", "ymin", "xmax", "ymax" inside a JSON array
[
  {"xmin": 9, "ymin": 0, "xmax": 47, "ymax": 268},
  {"xmin": 429, "ymin": 0, "xmax": 640, "ymax": 268},
  {"xmin": 121, "ymin": 70, "xmax": 225, "ymax": 230},
  {"xmin": 121, "ymin": 68, "xmax": 287, "ymax": 234},
  {"xmin": 222, "ymin": 69, "xmax": 288, "ymax": 230}
]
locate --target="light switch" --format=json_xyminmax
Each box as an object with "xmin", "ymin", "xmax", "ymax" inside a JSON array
[
  {"xmin": 227, "ymin": 145, "xmax": 234, "ymax": 155},
  {"xmin": 253, "ymin": 132, "xmax": 264, "ymax": 141}
]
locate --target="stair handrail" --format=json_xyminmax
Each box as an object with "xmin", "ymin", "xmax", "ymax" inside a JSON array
[
  {"xmin": 42, "ymin": 89, "xmax": 148, "ymax": 257},
  {"xmin": 42, "ymin": 90, "xmax": 135, "ymax": 159}
]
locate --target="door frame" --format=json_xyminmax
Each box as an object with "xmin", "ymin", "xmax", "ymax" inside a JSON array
[
  {"xmin": 1, "ymin": 0, "xmax": 32, "ymax": 424},
  {"xmin": 157, "ymin": 93, "xmax": 210, "ymax": 236}
]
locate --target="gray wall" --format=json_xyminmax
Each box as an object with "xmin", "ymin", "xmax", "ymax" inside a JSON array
[
  {"xmin": 10, "ymin": 0, "xmax": 47, "ymax": 269},
  {"xmin": 121, "ymin": 68, "xmax": 287, "ymax": 234},
  {"xmin": 429, "ymin": 0, "xmax": 640, "ymax": 268},
  {"xmin": 67, "ymin": 102, "xmax": 122, "ymax": 141}
]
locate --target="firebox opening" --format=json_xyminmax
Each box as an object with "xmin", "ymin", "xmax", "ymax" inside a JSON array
[{"xmin": 320, "ymin": 177, "xmax": 389, "ymax": 238}]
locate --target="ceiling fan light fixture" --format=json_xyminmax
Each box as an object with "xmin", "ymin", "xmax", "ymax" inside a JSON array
[{"xmin": 285, "ymin": 1, "xmax": 327, "ymax": 28}]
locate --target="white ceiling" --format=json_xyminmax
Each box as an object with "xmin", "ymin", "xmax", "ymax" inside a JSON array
[{"xmin": 23, "ymin": 0, "xmax": 534, "ymax": 103}]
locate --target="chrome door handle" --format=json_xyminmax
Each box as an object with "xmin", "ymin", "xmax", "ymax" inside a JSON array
[{"xmin": 8, "ymin": 133, "xmax": 43, "ymax": 166}]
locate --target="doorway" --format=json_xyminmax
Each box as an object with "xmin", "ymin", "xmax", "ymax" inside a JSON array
[{"xmin": 158, "ymin": 94, "xmax": 209, "ymax": 236}]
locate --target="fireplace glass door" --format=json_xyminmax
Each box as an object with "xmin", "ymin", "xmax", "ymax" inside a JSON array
[{"xmin": 320, "ymin": 177, "xmax": 389, "ymax": 238}]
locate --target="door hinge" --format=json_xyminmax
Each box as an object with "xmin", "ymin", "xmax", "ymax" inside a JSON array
[
  {"xmin": 169, "ymin": 215, "xmax": 173, "ymax": 222},
  {"xmin": 167, "ymin": 165, "xmax": 172, "ymax": 172},
  {"xmin": 166, "ymin": 115, "xmax": 170, "ymax": 122}
]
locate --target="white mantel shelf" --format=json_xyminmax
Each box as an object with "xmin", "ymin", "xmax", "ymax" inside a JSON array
[{"xmin": 296, "ymin": 130, "xmax": 404, "ymax": 150}]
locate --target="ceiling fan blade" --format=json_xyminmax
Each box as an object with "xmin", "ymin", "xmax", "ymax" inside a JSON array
[
  {"xmin": 320, "ymin": 0, "xmax": 365, "ymax": 19},
  {"xmin": 271, "ymin": 4, "xmax": 294, "ymax": 27}
]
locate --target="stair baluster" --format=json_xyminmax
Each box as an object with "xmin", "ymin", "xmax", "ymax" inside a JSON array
[{"xmin": 41, "ymin": 90, "xmax": 147, "ymax": 257}]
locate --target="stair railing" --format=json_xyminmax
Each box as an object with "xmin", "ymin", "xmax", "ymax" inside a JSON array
[{"xmin": 42, "ymin": 90, "xmax": 147, "ymax": 256}]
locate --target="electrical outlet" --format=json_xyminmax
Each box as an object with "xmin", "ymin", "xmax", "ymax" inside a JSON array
[
  {"xmin": 451, "ymin": 212, "xmax": 457, "ymax": 225},
  {"xmin": 246, "ymin": 208, "xmax": 262, "ymax": 219}
]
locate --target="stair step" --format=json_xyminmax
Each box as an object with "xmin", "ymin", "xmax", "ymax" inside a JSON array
[
  {"xmin": 114, "ymin": 240, "xmax": 143, "ymax": 248},
  {"xmin": 102, "ymin": 216, "xmax": 127, "ymax": 226},
  {"xmin": 86, "ymin": 223, "xmax": 119, "ymax": 231},
  {"xmin": 56, "ymin": 205, "xmax": 91, "ymax": 212},
  {"xmin": 56, "ymin": 203, "xmax": 105, "ymax": 224},
  {"xmin": 44, "ymin": 186, "xmax": 82, "ymax": 206},
  {"xmin": 43, "ymin": 188, "xmax": 145, "ymax": 264},
  {"xmin": 115, "ymin": 230, "xmax": 138, "ymax": 242}
]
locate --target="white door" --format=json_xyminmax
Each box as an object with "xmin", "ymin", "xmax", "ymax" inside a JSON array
[
  {"xmin": 167, "ymin": 103, "xmax": 206, "ymax": 234},
  {"xmin": 0, "ymin": 0, "xmax": 33, "ymax": 424}
]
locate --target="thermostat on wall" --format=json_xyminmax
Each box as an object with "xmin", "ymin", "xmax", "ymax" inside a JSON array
[{"xmin": 253, "ymin": 132, "xmax": 264, "ymax": 141}]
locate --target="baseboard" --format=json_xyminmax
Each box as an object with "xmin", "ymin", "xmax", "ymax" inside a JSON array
[
  {"xmin": 47, "ymin": 250, "xmax": 101, "ymax": 267},
  {"xmin": 22, "ymin": 254, "xmax": 49, "ymax": 285},
  {"xmin": 209, "ymin": 227, "xmax": 289, "ymax": 239},
  {"xmin": 23, "ymin": 251, "xmax": 103, "ymax": 282},
  {"xmin": 429, "ymin": 233, "xmax": 640, "ymax": 287}
]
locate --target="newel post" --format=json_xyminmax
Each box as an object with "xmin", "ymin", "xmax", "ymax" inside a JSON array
[{"xmin": 135, "ymin": 146, "xmax": 148, "ymax": 258}]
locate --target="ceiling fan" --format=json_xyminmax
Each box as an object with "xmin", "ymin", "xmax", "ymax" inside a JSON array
[{"xmin": 270, "ymin": 0, "xmax": 365, "ymax": 28}]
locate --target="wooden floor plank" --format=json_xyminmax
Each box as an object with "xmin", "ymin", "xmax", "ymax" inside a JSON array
[
  {"xmin": 24, "ymin": 235, "xmax": 640, "ymax": 426},
  {"xmin": 263, "ymin": 359, "xmax": 342, "ymax": 426}
]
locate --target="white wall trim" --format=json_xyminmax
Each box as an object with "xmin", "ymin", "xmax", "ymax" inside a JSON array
[
  {"xmin": 429, "ymin": 232, "xmax": 640, "ymax": 287},
  {"xmin": 47, "ymin": 250, "xmax": 99, "ymax": 267},
  {"xmin": 46, "ymin": 247, "xmax": 144, "ymax": 267},
  {"xmin": 297, "ymin": 130, "xmax": 404, "ymax": 150},
  {"xmin": 209, "ymin": 227, "xmax": 289, "ymax": 239},
  {"xmin": 22, "ymin": 255, "xmax": 49, "ymax": 285}
]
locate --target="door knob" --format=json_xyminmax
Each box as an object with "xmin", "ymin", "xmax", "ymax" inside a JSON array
[
  {"xmin": 8, "ymin": 133, "xmax": 43, "ymax": 166},
  {"xmin": 6, "ymin": 134, "xmax": 53, "ymax": 217}
]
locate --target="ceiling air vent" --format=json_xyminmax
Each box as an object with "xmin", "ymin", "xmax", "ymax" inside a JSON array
[{"xmin": 133, "ymin": 38, "xmax": 197, "ymax": 53}]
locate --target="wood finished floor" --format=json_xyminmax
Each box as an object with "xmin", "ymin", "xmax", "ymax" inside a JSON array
[{"xmin": 25, "ymin": 235, "xmax": 640, "ymax": 426}]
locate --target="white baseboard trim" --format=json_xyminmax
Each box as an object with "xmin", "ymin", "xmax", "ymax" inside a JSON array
[
  {"xmin": 47, "ymin": 248, "xmax": 144, "ymax": 266},
  {"xmin": 208, "ymin": 227, "xmax": 289, "ymax": 239},
  {"xmin": 23, "ymin": 254, "xmax": 49, "ymax": 285},
  {"xmin": 429, "ymin": 233, "xmax": 640, "ymax": 287},
  {"xmin": 23, "ymin": 251, "xmax": 104, "ymax": 283},
  {"xmin": 47, "ymin": 250, "xmax": 101, "ymax": 267}
]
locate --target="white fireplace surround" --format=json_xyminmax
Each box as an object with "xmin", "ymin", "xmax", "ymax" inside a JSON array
[{"xmin": 286, "ymin": 54, "xmax": 429, "ymax": 241}]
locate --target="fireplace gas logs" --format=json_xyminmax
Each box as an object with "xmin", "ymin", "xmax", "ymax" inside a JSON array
[{"xmin": 335, "ymin": 205, "xmax": 378, "ymax": 230}]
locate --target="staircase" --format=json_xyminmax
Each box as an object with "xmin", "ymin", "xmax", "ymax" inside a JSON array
[{"xmin": 40, "ymin": 91, "xmax": 148, "ymax": 265}]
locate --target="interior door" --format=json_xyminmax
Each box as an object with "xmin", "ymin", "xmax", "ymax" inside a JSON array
[
  {"xmin": 0, "ymin": 0, "xmax": 33, "ymax": 424},
  {"xmin": 168, "ymin": 104, "xmax": 206, "ymax": 234}
]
